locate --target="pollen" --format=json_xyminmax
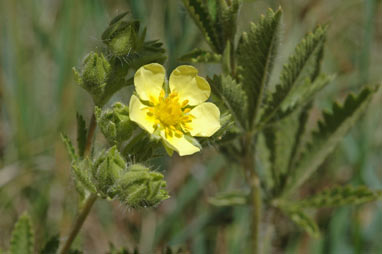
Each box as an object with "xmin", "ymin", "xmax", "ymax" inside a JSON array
[{"xmin": 146, "ymin": 89, "xmax": 193, "ymax": 137}]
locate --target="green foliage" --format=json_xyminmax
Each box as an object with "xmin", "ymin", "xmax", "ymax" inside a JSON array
[
  {"xmin": 61, "ymin": 133, "xmax": 78, "ymax": 162},
  {"xmin": 40, "ymin": 235, "xmax": 59, "ymax": 254},
  {"xmin": 182, "ymin": 0, "xmax": 223, "ymax": 53},
  {"xmin": 92, "ymin": 146, "xmax": 127, "ymax": 198},
  {"xmin": 179, "ymin": 48, "xmax": 222, "ymax": 63},
  {"xmin": 76, "ymin": 113, "xmax": 87, "ymax": 158},
  {"xmin": 237, "ymin": 8, "xmax": 282, "ymax": 127},
  {"xmin": 95, "ymin": 103, "xmax": 134, "ymax": 145},
  {"xmin": 284, "ymin": 87, "xmax": 378, "ymax": 195},
  {"xmin": 260, "ymin": 25, "xmax": 327, "ymax": 125},
  {"xmin": 209, "ymin": 75, "xmax": 248, "ymax": 129},
  {"xmin": 208, "ymin": 191, "xmax": 248, "ymax": 207},
  {"xmin": 296, "ymin": 185, "xmax": 382, "ymax": 208},
  {"xmin": 73, "ymin": 52, "xmax": 111, "ymax": 105},
  {"xmin": 10, "ymin": 213, "xmax": 34, "ymax": 254},
  {"xmin": 281, "ymin": 207, "xmax": 320, "ymax": 238},
  {"xmin": 116, "ymin": 164, "xmax": 169, "ymax": 208}
]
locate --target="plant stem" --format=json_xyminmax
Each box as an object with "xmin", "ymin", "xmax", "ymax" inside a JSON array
[
  {"xmin": 242, "ymin": 133, "xmax": 262, "ymax": 254},
  {"xmin": 59, "ymin": 193, "xmax": 98, "ymax": 254},
  {"xmin": 60, "ymin": 112, "xmax": 98, "ymax": 254}
]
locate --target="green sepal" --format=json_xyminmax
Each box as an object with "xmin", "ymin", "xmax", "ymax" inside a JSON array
[
  {"xmin": 10, "ymin": 213, "xmax": 34, "ymax": 254},
  {"xmin": 116, "ymin": 164, "xmax": 170, "ymax": 208},
  {"xmin": 92, "ymin": 146, "xmax": 127, "ymax": 198},
  {"xmin": 95, "ymin": 102, "xmax": 134, "ymax": 145}
]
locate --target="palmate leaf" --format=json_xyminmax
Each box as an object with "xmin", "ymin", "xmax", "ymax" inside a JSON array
[
  {"xmin": 260, "ymin": 26, "xmax": 327, "ymax": 125},
  {"xmin": 182, "ymin": 0, "xmax": 223, "ymax": 53},
  {"xmin": 281, "ymin": 207, "xmax": 320, "ymax": 238},
  {"xmin": 209, "ymin": 75, "xmax": 248, "ymax": 129},
  {"xmin": 10, "ymin": 213, "xmax": 34, "ymax": 254},
  {"xmin": 296, "ymin": 185, "xmax": 382, "ymax": 208},
  {"xmin": 284, "ymin": 87, "xmax": 378, "ymax": 195},
  {"xmin": 237, "ymin": 8, "xmax": 282, "ymax": 128},
  {"xmin": 179, "ymin": 48, "xmax": 222, "ymax": 63}
]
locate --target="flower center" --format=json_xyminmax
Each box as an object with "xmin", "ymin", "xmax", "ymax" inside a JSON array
[{"xmin": 146, "ymin": 90, "xmax": 193, "ymax": 138}]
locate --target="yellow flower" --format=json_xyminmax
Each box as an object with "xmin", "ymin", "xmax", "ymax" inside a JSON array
[{"xmin": 129, "ymin": 63, "xmax": 221, "ymax": 156}]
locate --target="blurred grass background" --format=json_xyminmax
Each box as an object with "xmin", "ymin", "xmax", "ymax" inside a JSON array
[{"xmin": 0, "ymin": 0, "xmax": 381, "ymax": 253}]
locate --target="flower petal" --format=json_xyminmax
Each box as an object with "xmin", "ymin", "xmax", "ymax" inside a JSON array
[
  {"xmin": 160, "ymin": 132, "xmax": 200, "ymax": 156},
  {"xmin": 129, "ymin": 95, "xmax": 155, "ymax": 134},
  {"xmin": 169, "ymin": 65, "xmax": 210, "ymax": 106},
  {"xmin": 189, "ymin": 102, "xmax": 220, "ymax": 137},
  {"xmin": 134, "ymin": 63, "xmax": 165, "ymax": 101}
]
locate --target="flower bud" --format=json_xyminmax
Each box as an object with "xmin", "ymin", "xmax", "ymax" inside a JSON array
[
  {"xmin": 95, "ymin": 102, "xmax": 134, "ymax": 144},
  {"xmin": 92, "ymin": 146, "xmax": 126, "ymax": 198},
  {"xmin": 73, "ymin": 52, "xmax": 111, "ymax": 104},
  {"xmin": 116, "ymin": 164, "xmax": 169, "ymax": 208},
  {"xmin": 101, "ymin": 12, "xmax": 139, "ymax": 56}
]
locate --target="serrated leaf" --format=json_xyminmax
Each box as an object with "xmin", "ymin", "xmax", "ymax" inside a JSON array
[
  {"xmin": 178, "ymin": 48, "xmax": 222, "ymax": 63},
  {"xmin": 209, "ymin": 75, "xmax": 248, "ymax": 129},
  {"xmin": 72, "ymin": 159, "xmax": 97, "ymax": 194},
  {"xmin": 208, "ymin": 190, "xmax": 248, "ymax": 207},
  {"xmin": 260, "ymin": 26, "xmax": 327, "ymax": 125},
  {"xmin": 10, "ymin": 213, "xmax": 34, "ymax": 254},
  {"xmin": 284, "ymin": 87, "xmax": 377, "ymax": 195},
  {"xmin": 237, "ymin": 8, "xmax": 282, "ymax": 127},
  {"xmin": 40, "ymin": 235, "xmax": 59, "ymax": 254},
  {"xmin": 296, "ymin": 185, "xmax": 382, "ymax": 208},
  {"xmin": 76, "ymin": 113, "xmax": 87, "ymax": 158},
  {"xmin": 61, "ymin": 134, "xmax": 78, "ymax": 162},
  {"xmin": 282, "ymin": 207, "xmax": 320, "ymax": 238},
  {"xmin": 216, "ymin": 0, "xmax": 240, "ymax": 43},
  {"xmin": 182, "ymin": 0, "xmax": 223, "ymax": 53}
]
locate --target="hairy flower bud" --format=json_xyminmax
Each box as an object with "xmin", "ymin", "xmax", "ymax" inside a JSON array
[
  {"xmin": 92, "ymin": 146, "xmax": 127, "ymax": 198},
  {"xmin": 95, "ymin": 102, "xmax": 134, "ymax": 144},
  {"xmin": 116, "ymin": 164, "xmax": 169, "ymax": 208},
  {"xmin": 101, "ymin": 12, "xmax": 139, "ymax": 56},
  {"xmin": 73, "ymin": 52, "xmax": 111, "ymax": 104}
]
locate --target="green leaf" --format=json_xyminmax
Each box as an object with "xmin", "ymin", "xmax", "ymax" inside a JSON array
[
  {"xmin": 178, "ymin": 48, "xmax": 222, "ymax": 63},
  {"xmin": 209, "ymin": 75, "xmax": 248, "ymax": 129},
  {"xmin": 72, "ymin": 159, "xmax": 97, "ymax": 194},
  {"xmin": 216, "ymin": 0, "xmax": 240, "ymax": 43},
  {"xmin": 237, "ymin": 8, "xmax": 282, "ymax": 127},
  {"xmin": 260, "ymin": 25, "xmax": 327, "ymax": 125},
  {"xmin": 10, "ymin": 213, "xmax": 34, "ymax": 254},
  {"xmin": 281, "ymin": 207, "xmax": 320, "ymax": 238},
  {"xmin": 182, "ymin": 0, "xmax": 223, "ymax": 52},
  {"xmin": 76, "ymin": 113, "xmax": 87, "ymax": 158},
  {"xmin": 296, "ymin": 185, "xmax": 382, "ymax": 208},
  {"xmin": 61, "ymin": 133, "xmax": 78, "ymax": 162},
  {"xmin": 208, "ymin": 190, "xmax": 248, "ymax": 207},
  {"xmin": 40, "ymin": 235, "xmax": 59, "ymax": 254},
  {"xmin": 284, "ymin": 87, "xmax": 377, "ymax": 195}
]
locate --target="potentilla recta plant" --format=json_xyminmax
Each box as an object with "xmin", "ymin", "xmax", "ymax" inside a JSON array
[{"xmin": 5, "ymin": 2, "xmax": 382, "ymax": 254}]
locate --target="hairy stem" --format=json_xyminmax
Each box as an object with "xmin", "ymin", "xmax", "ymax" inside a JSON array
[
  {"xmin": 59, "ymin": 193, "xmax": 98, "ymax": 254},
  {"xmin": 242, "ymin": 134, "xmax": 262, "ymax": 254},
  {"xmin": 60, "ymin": 112, "xmax": 98, "ymax": 254}
]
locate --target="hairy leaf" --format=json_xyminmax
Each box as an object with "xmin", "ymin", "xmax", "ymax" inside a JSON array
[
  {"xmin": 72, "ymin": 159, "xmax": 97, "ymax": 194},
  {"xmin": 61, "ymin": 134, "xmax": 78, "ymax": 162},
  {"xmin": 76, "ymin": 113, "xmax": 87, "ymax": 158},
  {"xmin": 208, "ymin": 190, "xmax": 248, "ymax": 207},
  {"xmin": 178, "ymin": 48, "xmax": 222, "ymax": 63},
  {"xmin": 284, "ymin": 87, "xmax": 377, "ymax": 195},
  {"xmin": 296, "ymin": 185, "xmax": 382, "ymax": 208},
  {"xmin": 261, "ymin": 26, "xmax": 327, "ymax": 125},
  {"xmin": 10, "ymin": 214, "xmax": 34, "ymax": 254},
  {"xmin": 282, "ymin": 207, "xmax": 320, "ymax": 238},
  {"xmin": 182, "ymin": 0, "xmax": 223, "ymax": 52},
  {"xmin": 209, "ymin": 75, "xmax": 248, "ymax": 129},
  {"xmin": 237, "ymin": 8, "xmax": 282, "ymax": 127}
]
